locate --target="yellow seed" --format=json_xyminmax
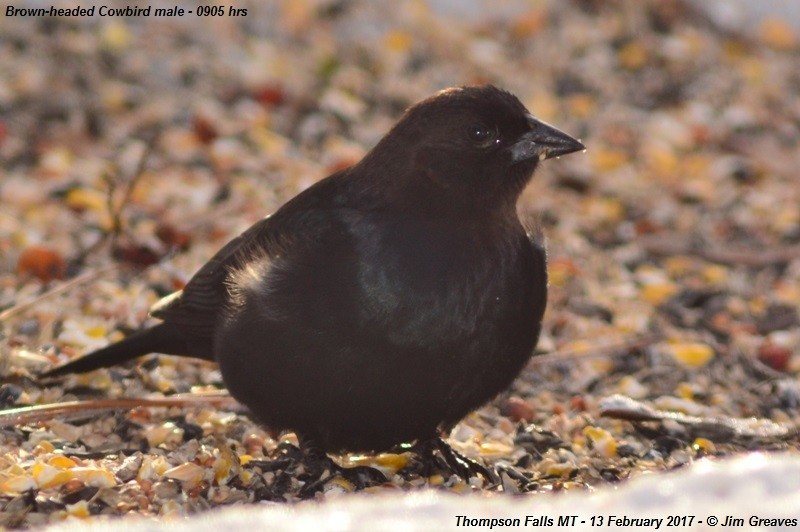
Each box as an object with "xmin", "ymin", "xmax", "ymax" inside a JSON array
[
  {"xmin": 249, "ymin": 127, "xmax": 289, "ymax": 158},
  {"xmin": 238, "ymin": 454, "xmax": 253, "ymax": 466},
  {"xmin": 31, "ymin": 463, "xmax": 52, "ymax": 479},
  {"xmin": 0, "ymin": 475, "xmax": 37, "ymax": 494},
  {"xmin": 664, "ymin": 256, "xmax": 693, "ymax": 277},
  {"xmin": 646, "ymin": 146, "xmax": 679, "ymax": 177},
  {"xmin": 71, "ymin": 467, "xmax": 116, "ymax": 488},
  {"xmin": 749, "ymin": 297, "xmax": 767, "ymax": 315},
  {"xmin": 34, "ymin": 440, "xmax": 56, "ymax": 454},
  {"xmin": 48, "ymin": 455, "xmax": 78, "ymax": 469},
  {"xmin": 567, "ymin": 94, "xmax": 596, "ymax": 118},
  {"xmin": 384, "ymin": 30, "xmax": 412, "ymax": 52},
  {"xmin": 692, "ymin": 438, "xmax": 716, "ymax": 454},
  {"xmin": 618, "ymin": 42, "xmax": 648, "ymax": 70},
  {"xmin": 545, "ymin": 462, "xmax": 574, "ymax": 478},
  {"xmin": 774, "ymin": 282, "xmax": 800, "ymax": 307},
  {"xmin": 591, "ymin": 197, "xmax": 625, "ymax": 223},
  {"xmin": 592, "ymin": 148, "xmax": 627, "ymax": 171},
  {"xmin": 583, "ymin": 426, "xmax": 604, "ymax": 440},
  {"xmin": 328, "ymin": 476, "xmax": 355, "ymax": 491},
  {"xmin": 66, "ymin": 500, "xmax": 91, "ymax": 518},
  {"xmin": 702, "ymin": 265, "xmax": 728, "ymax": 285},
  {"xmin": 374, "ymin": 453, "xmax": 408, "ymax": 473},
  {"xmin": 213, "ymin": 446, "xmax": 236, "ymax": 483},
  {"xmin": 450, "ymin": 481, "xmax": 472, "ymax": 494},
  {"xmin": 66, "ymin": 188, "xmax": 106, "ymax": 212},
  {"xmin": 100, "ymin": 21, "xmax": 131, "ymax": 50},
  {"xmin": 759, "ymin": 18, "xmax": 796, "ymax": 50},
  {"xmin": 682, "ymin": 153, "xmax": 710, "ymax": 175},
  {"xmin": 548, "ymin": 259, "xmax": 579, "ymax": 288},
  {"xmin": 6, "ymin": 464, "xmax": 25, "ymax": 476},
  {"xmin": 238, "ymin": 469, "xmax": 254, "ymax": 484},
  {"xmin": 85, "ymin": 325, "xmax": 108, "ymax": 339},
  {"xmin": 774, "ymin": 206, "xmax": 799, "ymax": 233},
  {"xmin": 668, "ymin": 342, "xmax": 715, "ymax": 368},
  {"xmin": 479, "ymin": 442, "xmax": 514, "ymax": 457},
  {"xmin": 723, "ymin": 39, "xmax": 747, "ymax": 60},
  {"xmin": 582, "ymin": 426, "xmax": 617, "ymax": 458},
  {"xmin": 33, "ymin": 463, "xmax": 74, "ymax": 489},
  {"xmin": 641, "ymin": 283, "xmax": 678, "ymax": 305},
  {"xmin": 590, "ymin": 358, "xmax": 614, "ymax": 374},
  {"xmin": 428, "ymin": 474, "xmax": 444, "ymax": 486},
  {"xmin": 739, "ymin": 58, "xmax": 765, "ymax": 84},
  {"xmin": 558, "ymin": 340, "xmax": 592, "ymax": 355},
  {"xmin": 676, "ymin": 382, "xmax": 695, "ymax": 400}
]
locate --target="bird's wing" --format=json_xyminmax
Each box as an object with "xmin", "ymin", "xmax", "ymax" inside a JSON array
[
  {"xmin": 149, "ymin": 216, "xmax": 274, "ymax": 333},
  {"xmin": 149, "ymin": 170, "xmax": 351, "ymax": 337}
]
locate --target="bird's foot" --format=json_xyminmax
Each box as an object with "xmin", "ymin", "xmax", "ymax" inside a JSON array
[
  {"xmin": 412, "ymin": 437, "xmax": 500, "ymax": 486},
  {"xmin": 245, "ymin": 440, "xmax": 386, "ymax": 498},
  {"xmin": 244, "ymin": 441, "xmax": 387, "ymax": 498},
  {"xmin": 298, "ymin": 441, "xmax": 387, "ymax": 496}
]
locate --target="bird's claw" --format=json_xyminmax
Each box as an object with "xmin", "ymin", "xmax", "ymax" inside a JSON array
[
  {"xmin": 412, "ymin": 437, "xmax": 500, "ymax": 486},
  {"xmin": 265, "ymin": 441, "xmax": 388, "ymax": 497}
]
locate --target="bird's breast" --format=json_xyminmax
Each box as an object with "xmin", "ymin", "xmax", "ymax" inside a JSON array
[{"xmin": 352, "ymin": 217, "xmax": 534, "ymax": 350}]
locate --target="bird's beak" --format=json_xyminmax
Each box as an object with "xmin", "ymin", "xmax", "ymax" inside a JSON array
[{"xmin": 510, "ymin": 115, "xmax": 585, "ymax": 163}]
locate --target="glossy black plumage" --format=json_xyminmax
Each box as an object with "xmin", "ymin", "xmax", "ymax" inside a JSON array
[{"xmin": 42, "ymin": 86, "xmax": 584, "ymax": 452}]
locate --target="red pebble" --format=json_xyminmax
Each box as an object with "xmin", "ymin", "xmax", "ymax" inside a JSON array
[
  {"xmin": 253, "ymin": 84, "xmax": 286, "ymax": 107},
  {"xmin": 569, "ymin": 395, "xmax": 587, "ymax": 412},
  {"xmin": 502, "ymin": 396, "xmax": 534, "ymax": 422},
  {"xmin": 156, "ymin": 223, "xmax": 192, "ymax": 251},
  {"xmin": 192, "ymin": 115, "xmax": 219, "ymax": 145},
  {"xmin": 758, "ymin": 341, "xmax": 791, "ymax": 372},
  {"xmin": 16, "ymin": 245, "xmax": 66, "ymax": 282},
  {"xmin": 112, "ymin": 243, "xmax": 161, "ymax": 267}
]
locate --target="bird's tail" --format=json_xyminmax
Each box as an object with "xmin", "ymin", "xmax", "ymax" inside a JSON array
[{"xmin": 40, "ymin": 323, "xmax": 189, "ymax": 378}]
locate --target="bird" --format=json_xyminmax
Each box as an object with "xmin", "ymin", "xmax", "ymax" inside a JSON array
[{"xmin": 42, "ymin": 85, "xmax": 584, "ymax": 468}]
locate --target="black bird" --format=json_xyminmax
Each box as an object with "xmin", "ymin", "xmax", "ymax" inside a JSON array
[{"xmin": 42, "ymin": 86, "xmax": 584, "ymax": 463}]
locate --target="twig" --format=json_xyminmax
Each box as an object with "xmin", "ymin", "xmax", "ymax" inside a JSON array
[
  {"xmin": 527, "ymin": 334, "xmax": 660, "ymax": 367},
  {"xmin": 73, "ymin": 126, "xmax": 163, "ymax": 267},
  {"xmin": 599, "ymin": 394, "xmax": 794, "ymax": 442},
  {"xmin": 112, "ymin": 126, "xmax": 163, "ymax": 237},
  {"xmin": 0, "ymin": 392, "xmax": 241, "ymax": 427},
  {"xmin": 0, "ymin": 264, "xmax": 119, "ymax": 322}
]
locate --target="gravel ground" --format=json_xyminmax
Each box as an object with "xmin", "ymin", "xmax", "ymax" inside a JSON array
[{"xmin": 1, "ymin": 0, "xmax": 799, "ymax": 527}]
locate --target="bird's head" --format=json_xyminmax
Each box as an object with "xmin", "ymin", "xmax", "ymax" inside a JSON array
[{"xmin": 360, "ymin": 85, "xmax": 585, "ymax": 215}]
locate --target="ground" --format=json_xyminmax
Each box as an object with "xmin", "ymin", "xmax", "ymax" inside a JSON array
[{"xmin": 1, "ymin": 0, "xmax": 799, "ymax": 527}]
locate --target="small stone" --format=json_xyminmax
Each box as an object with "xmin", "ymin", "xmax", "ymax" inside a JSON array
[
  {"xmin": 163, "ymin": 462, "xmax": 205, "ymax": 490},
  {"xmin": 758, "ymin": 341, "xmax": 791, "ymax": 372},
  {"xmin": 502, "ymin": 396, "xmax": 534, "ymax": 423},
  {"xmin": 152, "ymin": 480, "xmax": 180, "ymax": 500}
]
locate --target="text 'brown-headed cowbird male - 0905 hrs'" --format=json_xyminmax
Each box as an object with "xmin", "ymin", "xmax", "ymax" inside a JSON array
[{"xmin": 42, "ymin": 85, "xmax": 585, "ymax": 455}]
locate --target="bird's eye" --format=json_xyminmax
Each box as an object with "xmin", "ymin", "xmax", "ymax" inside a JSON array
[{"xmin": 467, "ymin": 123, "xmax": 497, "ymax": 146}]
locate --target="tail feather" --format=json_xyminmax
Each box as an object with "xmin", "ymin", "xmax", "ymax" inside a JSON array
[{"xmin": 41, "ymin": 323, "xmax": 190, "ymax": 378}]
